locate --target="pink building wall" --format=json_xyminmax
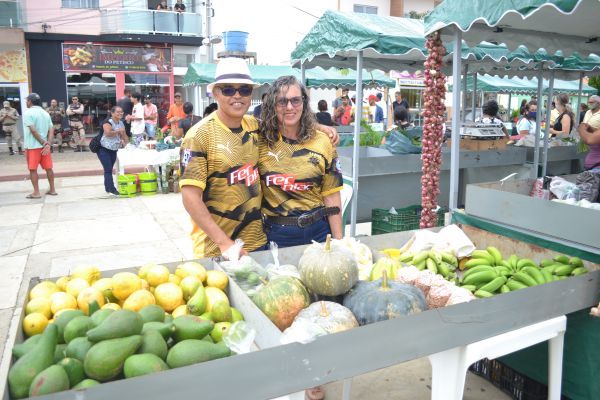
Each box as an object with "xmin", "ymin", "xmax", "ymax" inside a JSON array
[{"xmin": 20, "ymin": 0, "xmax": 119, "ymax": 35}]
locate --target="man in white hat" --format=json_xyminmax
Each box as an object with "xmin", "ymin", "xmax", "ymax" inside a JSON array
[{"xmin": 179, "ymin": 58, "xmax": 338, "ymax": 258}]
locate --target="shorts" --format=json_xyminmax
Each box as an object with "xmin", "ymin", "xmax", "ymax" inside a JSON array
[
  {"xmin": 26, "ymin": 148, "xmax": 53, "ymax": 170},
  {"xmin": 145, "ymin": 122, "xmax": 156, "ymax": 138}
]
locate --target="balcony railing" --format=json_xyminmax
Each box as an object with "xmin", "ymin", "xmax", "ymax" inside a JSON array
[
  {"xmin": 100, "ymin": 9, "xmax": 202, "ymax": 37},
  {"xmin": 0, "ymin": 0, "xmax": 20, "ymax": 27}
]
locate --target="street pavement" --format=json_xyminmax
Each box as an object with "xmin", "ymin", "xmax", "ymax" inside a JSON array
[{"xmin": 0, "ymin": 149, "xmax": 509, "ymax": 399}]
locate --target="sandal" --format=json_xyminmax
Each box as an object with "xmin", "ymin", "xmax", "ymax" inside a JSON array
[
  {"xmin": 26, "ymin": 194, "xmax": 41, "ymax": 199},
  {"xmin": 305, "ymin": 386, "xmax": 324, "ymax": 400},
  {"xmin": 46, "ymin": 191, "xmax": 58, "ymax": 196}
]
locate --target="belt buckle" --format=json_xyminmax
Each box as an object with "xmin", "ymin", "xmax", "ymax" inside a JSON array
[{"xmin": 297, "ymin": 213, "xmax": 311, "ymax": 228}]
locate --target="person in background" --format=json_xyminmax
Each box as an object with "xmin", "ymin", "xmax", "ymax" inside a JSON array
[
  {"xmin": 259, "ymin": 75, "xmax": 343, "ymax": 247},
  {"xmin": 548, "ymin": 93, "xmax": 574, "ymax": 138},
  {"xmin": 127, "ymin": 92, "xmax": 145, "ymax": 145},
  {"xmin": 203, "ymin": 102, "xmax": 218, "ymax": 118},
  {"xmin": 66, "ymin": 96, "xmax": 88, "ymax": 152},
  {"xmin": 516, "ymin": 100, "xmax": 537, "ymax": 139},
  {"xmin": 46, "ymin": 99, "xmax": 65, "ymax": 153},
  {"xmin": 23, "ymin": 93, "xmax": 57, "ymax": 198},
  {"xmin": 578, "ymin": 95, "xmax": 600, "ymax": 170},
  {"xmin": 174, "ymin": 0, "xmax": 185, "ymax": 12},
  {"xmin": 392, "ymin": 91, "xmax": 409, "ymax": 111},
  {"xmin": 376, "ymin": 92, "xmax": 388, "ymax": 127},
  {"xmin": 156, "ymin": 0, "xmax": 168, "ymax": 10},
  {"xmin": 0, "ymin": 100, "xmax": 22, "ymax": 155},
  {"xmin": 143, "ymin": 95, "xmax": 158, "ymax": 139},
  {"xmin": 253, "ymin": 93, "xmax": 267, "ymax": 120},
  {"xmin": 332, "ymin": 88, "xmax": 349, "ymax": 111},
  {"xmin": 98, "ymin": 106, "xmax": 127, "ymax": 196},
  {"xmin": 351, "ymin": 94, "xmax": 371, "ymax": 124},
  {"xmin": 117, "ymin": 89, "xmax": 133, "ymax": 138},
  {"xmin": 178, "ymin": 101, "xmax": 201, "ymax": 138},
  {"xmin": 393, "ymin": 104, "xmax": 411, "ymax": 129},
  {"xmin": 315, "ymin": 99, "xmax": 336, "ymax": 126},
  {"xmin": 167, "ymin": 92, "xmax": 186, "ymax": 135},
  {"xmin": 549, "ymin": 101, "xmax": 559, "ymax": 126},
  {"xmin": 519, "ymin": 98, "xmax": 528, "ymax": 116},
  {"xmin": 579, "ymin": 103, "xmax": 588, "ymax": 125},
  {"xmin": 368, "ymin": 95, "xmax": 384, "ymax": 124},
  {"xmin": 475, "ymin": 100, "xmax": 509, "ymax": 137},
  {"xmin": 335, "ymin": 96, "xmax": 352, "ymax": 126}
]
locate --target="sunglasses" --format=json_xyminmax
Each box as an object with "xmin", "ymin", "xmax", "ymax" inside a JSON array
[
  {"xmin": 218, "ymin": 85, "xmax": 253, "ymax": 97},
  {"xmin": 276, "ymin": 96, "xmax": 304, "ymax": 108}
]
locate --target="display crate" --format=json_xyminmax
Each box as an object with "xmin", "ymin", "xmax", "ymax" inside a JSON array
[
  {"xmin": 470, "ymin": 358, "xmax": 569, "ymax": 400},
  {"xmin": 371, "ymin": 205, "xmax": 445, "ymax": 235}
]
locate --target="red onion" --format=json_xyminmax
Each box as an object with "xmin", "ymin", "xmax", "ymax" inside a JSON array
[{"xmin": 420, "ymin": 31, "xmax": 447, "ymax": 229}]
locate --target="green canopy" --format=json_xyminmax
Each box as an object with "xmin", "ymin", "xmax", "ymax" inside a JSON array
[
  {"xmin": 183, "ymin": 63, "xmax": 394, "ymax": 88},
  {"xmin": 425, "ymin": 0, "xmax": 600, "ymax": 57},
  {"xmin": 448, "ymin": 74, "xmax": 597, "ymax": 95}
]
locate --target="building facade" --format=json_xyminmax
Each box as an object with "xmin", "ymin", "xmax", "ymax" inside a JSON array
[{"xmin": 15, "ymin": 0, "xmax": 204, "ymax": 133}]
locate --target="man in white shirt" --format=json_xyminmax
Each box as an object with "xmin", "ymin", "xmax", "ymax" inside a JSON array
[
  {"xmin": 127, "ymin": 92, "xmax": 145, "ymax": 145},
  {"xmin": 375, "ymin": 92, "xmax": 388, "ymax": 128}
]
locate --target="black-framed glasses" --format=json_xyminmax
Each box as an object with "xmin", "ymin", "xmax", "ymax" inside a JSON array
[
  {"xmin": 219, "ymin": 86, "xmax": 253, "ymax": 97},
  {"xmin": 276, "ymin": 96, "xmax": 304, "ymax": 108}
]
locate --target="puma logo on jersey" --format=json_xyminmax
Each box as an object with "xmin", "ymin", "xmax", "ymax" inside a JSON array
[
  {"xmin": 267, "ymin": 151, "xmax": 281, "ymax": 162},
  {"xmin": 217, "ymin": 142, "xmax": 232, "ymax": 154}
]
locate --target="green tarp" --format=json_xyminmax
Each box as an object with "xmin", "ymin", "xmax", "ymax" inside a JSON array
[
  {"xmin": 425, "ymin": 0, "xmax": 600, "ymax": 57},
  {"xmin": 448, "ymin": 74, "xmax": 597, "ymax": 95},
  {"xmin": 183, "ymin": 63, "xmax": 394, "ymax": 88}
]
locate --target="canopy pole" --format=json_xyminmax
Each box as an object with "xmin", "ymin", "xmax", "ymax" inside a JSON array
[
  {"xmin": 300, "ymin": 63, "xmax": 306, "ymax": 85},
  {"xmin": 350, "ymin": 51, "xmax": 363, "ymax": 237},
  {"xmin": 462, "ymin": 64, "xmax": 469, "ymax": 123},
  {"xmin": 575, "ymin": 72, "xmax": 584, "ymax": 131},
  {"xmin": 507, "ymin": 93, "xmax": 512, "ymax": 125},
  {"xmin": 471, "ymin": 72, "xmax": 478, "ymax": 121},
  {"xmin": 449, "ymin": 31, "xmax": 462, "ymax": 211},
  {"xmin": 542, "ymin": 71, "xmax": 555, "ymax": 178},
  {"xmin": 532, "ymin": 66, "xmax": 544, "ymax": 179}
]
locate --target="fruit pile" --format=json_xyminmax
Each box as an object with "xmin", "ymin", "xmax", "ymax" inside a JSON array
[
  {"xmin": 459, "ymin": 249, "xmax": 588, "ymax": 297},
  {"xmin": 10, "ymin": 263, "xmax": 244, "ymax": 399}
]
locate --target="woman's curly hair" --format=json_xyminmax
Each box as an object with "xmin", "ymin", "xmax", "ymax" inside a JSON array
[{"xmin": 260, "ymin": 75, "xmax": 316, "ymax": 146}]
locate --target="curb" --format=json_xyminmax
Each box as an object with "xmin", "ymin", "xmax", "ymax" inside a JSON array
[{"xmin": 0, "ymin": 166, "xmax": 147, "ymax": 183}]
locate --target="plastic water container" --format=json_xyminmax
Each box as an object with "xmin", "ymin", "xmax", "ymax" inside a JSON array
[
  {"xmin": 118, "ymin": 174, "xmax": 137, "ymax": 198},
  {"xmin": 138, "ymin": 172, "xmax": 158, "ymax": 196},
  {"xmin": 223, "ymin": 31, "xmax": 249, "ymax": 52}
]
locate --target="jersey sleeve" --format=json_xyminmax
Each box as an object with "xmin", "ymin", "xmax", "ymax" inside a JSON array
[
  {"xmin": 179, "ymin": 126, "xmax": 208, "ymax": 190},
  {"xmin": 321, "ymin": 145, "xmax": 343, "ymax": 197}
]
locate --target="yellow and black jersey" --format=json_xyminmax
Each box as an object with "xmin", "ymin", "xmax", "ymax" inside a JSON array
[
  {"xmin": 179, "ymin": 113, "xmax": 266, "ymax": 258},
  {"xmin": 258, "ymin": 130, "xmax": 343, "ymax": 217}
]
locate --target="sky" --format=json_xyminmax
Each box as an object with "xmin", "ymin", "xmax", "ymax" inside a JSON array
[{"xmin": 210, "ymin": 0, "xmax": 339, "ymax": 65}]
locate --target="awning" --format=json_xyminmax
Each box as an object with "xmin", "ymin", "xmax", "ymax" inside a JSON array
[
  {"xmin": 448, "ymin": 74, "xmax": 598, "ymax": 95},
  {"xmin": 425, "ymin": 0, "xmax": 600, "ymax": 57},
  {"xmin": 183, "ymin": 63, "xmax": 394, "ymax": 88}
]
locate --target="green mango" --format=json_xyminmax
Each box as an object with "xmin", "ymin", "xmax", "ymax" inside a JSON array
[
  {"xmin": 72, "ymin": 379, "xmax": 100, "ymax": 389},
  {"xmin": 64, "ymin": 316, "xmax": 94, "ymax": 344},
  {"xmin": 187, "ymin": 285, "xmax": 207, "ymax": 315},
  {"xmin": 166, "ymin": 339, "xmax": 230, "ymax": 369},
  {"xmin": 172, "ymin": 315, "xmax": 214, "ymax": 342},
  {"xmin": 83, "ymin": 335, "xmax": 142, "ymax": 382},
  {"xmin": 65, "ymin": 337, "xmax": 93, "ymax": 362},
  {"xmin": 141, "ymin": 322, "xmax": 174, "ymax": 340},
  {"xmin": 12, "ymin": 334, "xmax": 42, "ymax": 359},
  {"xmin": 123, "ymin": 354, "xmax": 169, "ymax": 378},
  {"xmin": 139, "ymin": 304, "xmax": 166, "ymax": 324},
  {"xmin": 29, "ymin": 365, "xmax": 69, "ymax": 397},
  {"xmin": 90, "ymin": 309, "xmax": 114, "ymax": 327},
  {"xmin": 86, "ymin": 310, "xmax": 143, "ymax": 342},
  {"xmin": 54, "ymin": 310, "xmax": 85, "ymax": 344},
  {"xmin": 53, "ymin": 343, "xmax": 67, "ymax": 363},
  {"xmin": 57, "ymin": 357, "xmax": 85, "ymax": 387},
  {"xmin": 137, "ymin": 330, "xmax": 168, "ymax": 361}
]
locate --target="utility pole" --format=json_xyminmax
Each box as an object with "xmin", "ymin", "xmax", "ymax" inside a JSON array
[{"xmin": 205, "ymin": 0, "xmax": 213, "ymax": 63}]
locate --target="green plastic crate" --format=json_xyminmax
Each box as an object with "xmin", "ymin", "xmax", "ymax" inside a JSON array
[{"xmin": 371, "ymin": 205, "xmax": 445, "ymax": 235}]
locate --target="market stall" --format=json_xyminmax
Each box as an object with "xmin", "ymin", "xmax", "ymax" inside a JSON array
[{"xmin": 4, "ymin": 219, "xmax": 599, "ymax": 400}]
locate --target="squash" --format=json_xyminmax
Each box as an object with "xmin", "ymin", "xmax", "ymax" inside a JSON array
[
  {"xmin": 252, "ymin": 276, "xmax": 310, "ymax": 331},
  {"xmin": 294, "ymin": 301, "xmax": 358, "ymax": 334},
  {"xmin": 369, "ymin": 257, "xmax": 401, "ymax": 281},
  {"xmin": 343, "ymin": 270, "xmax": 427, "ymax": 326},
  {"xmin": 298, "ymin": 235, "xmax": 359, "ymax": 296}
]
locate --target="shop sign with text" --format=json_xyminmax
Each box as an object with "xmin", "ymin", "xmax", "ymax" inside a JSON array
[{"xmin": 62, "ymin": 43, "xmax": 172, "ymax": 72}]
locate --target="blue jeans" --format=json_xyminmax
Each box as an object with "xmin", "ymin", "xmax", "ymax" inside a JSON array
[
  {"xmin": 265, "ymin": 218, "xmax": 331, "ymax": 249},
  {"xmin": 97, "ymin": 146, "xmax": 117, "ymax": 193},
  {"xmin": 145, "ymin": 123, "xmax": 156, "ymax": 138}
]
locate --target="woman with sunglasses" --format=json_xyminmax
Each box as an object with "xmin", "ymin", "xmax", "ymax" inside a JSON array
[
  {"xmin": 259, "ymin": 75, "xmax": 343, "ymax": 250},
  {"xmin": 97, "ymin": 106, "xmax": 128, "ymax": 195}
]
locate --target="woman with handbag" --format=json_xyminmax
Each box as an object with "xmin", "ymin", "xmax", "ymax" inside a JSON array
[{"xmin": 97, "ymin": 106, "xmax": 128, "ymax": 195}]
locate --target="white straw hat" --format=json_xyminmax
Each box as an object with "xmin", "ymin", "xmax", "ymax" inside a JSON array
[{"xmin": 207, "ymin": 57, "xmax": 258, "ymax": 92}]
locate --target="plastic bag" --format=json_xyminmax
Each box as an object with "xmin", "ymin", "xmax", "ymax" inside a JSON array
[
  {"xmin": 550, "ymin": 177, "xmax": 580, "ymax": 200},
  {"xmin": 332, "ymin": 237, "xmax": 373, "ymax": 281},
  {"xmin": 223, "ymin": 321, "xmax": 256, "ymax": 354},
  {"xmin": 384, "ymin": 130, "xmax": 422, "ymax": 154},
  {"xmin": 280, "ymin": 319, "xmax": 328, "ymax": 345},
  {"xmin": 216, "ymin": 239, "xmax": 268, "ymax": 297},
  {"xmin": 265, "ymin": 241, "xmax": 301, "ymax": 280},
  {"xmin": 575, "ymin": 171, "xmax": 600, "ymax": 202}
]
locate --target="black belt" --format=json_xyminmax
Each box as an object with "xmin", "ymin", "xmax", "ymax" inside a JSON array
[{"xmin": 265, "ymin": 207, "xmax": 340, "ymax": 228}]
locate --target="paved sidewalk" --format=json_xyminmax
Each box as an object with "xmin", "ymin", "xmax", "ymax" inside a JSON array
[{"xmin": 0, "ymin": 176, "xmax": 509, "ymax": 399}]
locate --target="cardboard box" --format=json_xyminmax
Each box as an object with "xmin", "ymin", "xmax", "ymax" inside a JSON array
[{"xmin": 447, "ymin": 137, "xmax": 508, "ymax": 151}]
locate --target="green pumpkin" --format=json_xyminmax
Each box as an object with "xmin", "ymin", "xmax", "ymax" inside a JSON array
[
  {"xmin": 298, "ymin": 235, "xmax": 359, "ymax": 296},
  {"xmin": 343, "ymin": 271, "xmax": 427, "ymax": 326},
  {"xmin": 294, "ymin": 301, "xmax": 358, "ymax": 334},
  {"xmin": 252, "ymin": 276, "xmax": 310, "ymax": 331}
]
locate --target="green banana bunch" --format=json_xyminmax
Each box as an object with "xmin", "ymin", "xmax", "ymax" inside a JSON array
[{"xmin": 408, "ymin": 249, "xmax": 457, "ymax": 280}]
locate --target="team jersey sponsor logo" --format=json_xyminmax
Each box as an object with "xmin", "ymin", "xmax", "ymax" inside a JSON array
[
  {"xmin": 333, "ymin": 157, "xmax": 341, "ymax": 173},
  {"xmin": 265, "ymin": 174, "xmax": 313, "ymax": 191},
  {"xmin": 181, "ymin": 148, "xmax": 192, "ymax": 167},
  {"xmin": 229, "ymin": 163, "xmax": 259, "ymax": 186}
]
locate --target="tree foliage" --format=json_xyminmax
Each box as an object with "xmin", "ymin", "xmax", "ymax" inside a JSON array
[{"xmin": 589, "ymin": 76, "xmax": 600, "ymax": 95}]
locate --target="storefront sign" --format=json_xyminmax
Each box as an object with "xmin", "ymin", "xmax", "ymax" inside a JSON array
[
  {"xmin": 62, "ymin": 43, "xmax": 172, "ymax": 73},
  {"xmin": 391, "ymin": 70, "xmax": 425, "ymax": 87},
  {"xmin": 0, "ymin": 47, "xmax": 27, "ymax": 83}
]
